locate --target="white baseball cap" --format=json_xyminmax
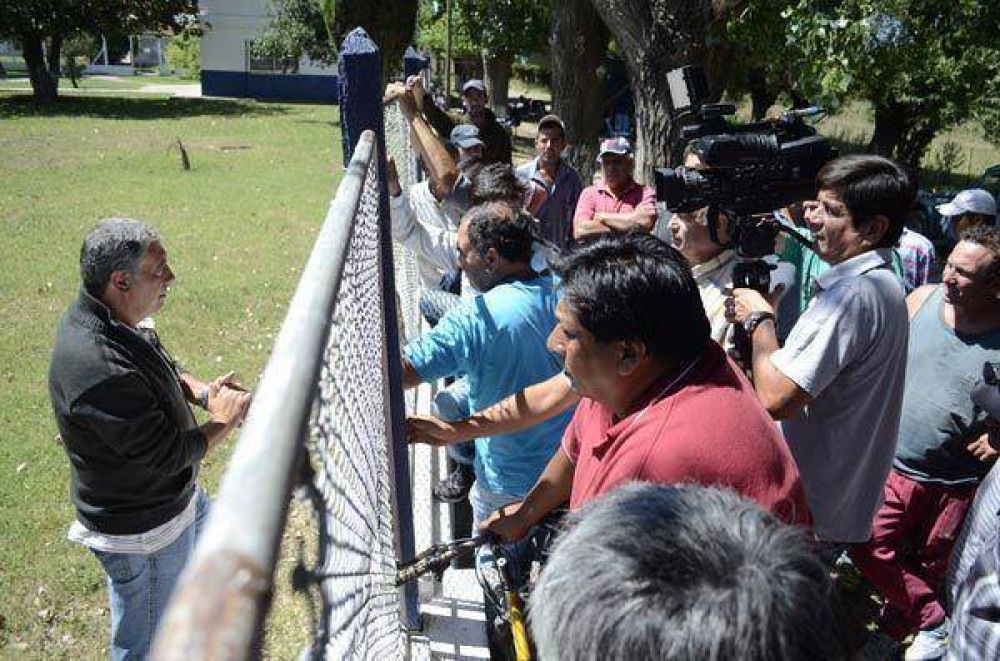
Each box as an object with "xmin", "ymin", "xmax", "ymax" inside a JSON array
[{"xmin": 936, "ymin": 188, "xmax": 997, "ymax": 218}]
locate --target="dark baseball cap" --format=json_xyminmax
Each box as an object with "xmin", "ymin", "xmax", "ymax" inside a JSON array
[{"xmin": 537, "ymin": 114, "xmax": 566, "ymax": 134}]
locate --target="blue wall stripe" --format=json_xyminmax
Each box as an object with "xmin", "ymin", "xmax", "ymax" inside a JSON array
[{"xmin": 201, "ymin": 70, "xmax": 339, "ymax": 103}]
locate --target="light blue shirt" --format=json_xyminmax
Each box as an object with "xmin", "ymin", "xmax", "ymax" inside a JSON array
[
  {"xmin": 404, "ymin": 274, "xmax": 573, "ymax": 495},
  {"xmin": 516, "ymin": 158, "xmax": 583, "ymax": 251}
]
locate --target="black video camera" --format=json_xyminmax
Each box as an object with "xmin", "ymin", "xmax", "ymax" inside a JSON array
[{"xmin": 654, "ymin": 66, "xmax": 838, "ymax": 259}]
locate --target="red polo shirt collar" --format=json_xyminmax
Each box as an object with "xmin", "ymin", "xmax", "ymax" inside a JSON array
[{"xmin": 595, "ymin": 178, "xmax": 641, "ymax": 201}]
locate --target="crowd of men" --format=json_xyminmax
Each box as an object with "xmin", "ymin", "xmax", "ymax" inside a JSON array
[{"xmin": 47, "ymin": 71, "xmax": 1000, "ymax": 660}]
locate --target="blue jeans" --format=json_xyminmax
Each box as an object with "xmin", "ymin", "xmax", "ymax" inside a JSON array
[
  {"xmin": 433, "ymin": 379, "xmax": 476, "ymax": 466},
  {"xmin": 91, "ymin": 487, "xmax": 210, "ymax": 660},
  {"xmin": 471, "ymin": 482, "xmax": 562, "ymax": 620}
]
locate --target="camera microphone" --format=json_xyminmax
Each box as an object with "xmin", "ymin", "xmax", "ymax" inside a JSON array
[{"xmin": 782, "ymin": 107, "xmax": 823, "ymax": 119}]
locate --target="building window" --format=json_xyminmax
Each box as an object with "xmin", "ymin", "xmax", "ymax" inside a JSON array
[{"xmin": 246, "ymin": 41, "xmax": 299, "ymax": 74}]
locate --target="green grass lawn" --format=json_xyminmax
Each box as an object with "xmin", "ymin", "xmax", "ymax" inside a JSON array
[
  {"xmin": 0, "ymin": 93, "xmax": 342, "ymax": 658},
  {"xmin": 0, "ymin": 75, "xmax": 197, "ymax": 92}
]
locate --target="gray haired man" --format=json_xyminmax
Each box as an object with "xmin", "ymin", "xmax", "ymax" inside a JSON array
[
  {"xmin": 531, "ymin": 483, "xmax": 844, "ymax": 660},
  {"xmin": 48, "ymin": 219, "xmax": 250, "ymax": 659}
]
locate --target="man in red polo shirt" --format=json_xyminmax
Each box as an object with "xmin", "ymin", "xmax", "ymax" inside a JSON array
[
  {"xmin": 481, "ymin": 233, "xmax": 810, "ymax": 542},
  {"xmin": 573, "ymin": 137, "xmax": 657, "ymax": 241}
]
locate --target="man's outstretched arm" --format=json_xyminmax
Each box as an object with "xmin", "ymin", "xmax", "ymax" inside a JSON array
[
  {"xmin": 407, "ymin": 372, "xmax": 579, "ymax": 445},
  {"xmin": 481, "ymin": 447, "xmax": 575, "ymax": 543}
]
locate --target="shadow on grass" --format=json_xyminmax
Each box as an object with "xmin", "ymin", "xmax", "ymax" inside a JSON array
[{"xmin": 0, "ymin": 94, "xmax": 288, "ymax": 121}]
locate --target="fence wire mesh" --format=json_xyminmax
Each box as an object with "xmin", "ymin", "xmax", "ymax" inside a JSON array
[
  {"xmin": 303, "ymin": 150, "xmax": 404, "ymax": 660},
  {"xmin": 383, "ymin": 102, "xmax": 425, "ymax": 349},
  {"xmin": 382, "ymin": 102, "xmax": 455, "ymax": 574}
]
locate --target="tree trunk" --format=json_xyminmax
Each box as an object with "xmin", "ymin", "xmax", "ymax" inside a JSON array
[
  {"xmin": 748, "ymin": 67, "xmax": 778, "ymax": 120},
  {"xmin": 896, "ymin": 125, "xmax": 938, "ymax": 175},
  {"xmin": 482, "ymin": 49, "xmax": 513, "ymax": 119},
  {"xmin": 869, "ymin": 101, "xmax": 905, "ymax": 159},
  {"xmin": 47, "ymin": 36, "xmax": 63, "ymax": 80},
  {"xmin": 550, "ymin": 0, "xmax": 609, "ymax": 183},
  {"xmin": 870, "ymin": 99, "xmax": 941, "ymax": 174},
  {"xmin": 590, "ymin": 0, "xmax": 732, "ymax": 181},
  {"xmin": 21, "ymin": 34, "xmax": 59, "ymax": 102}
]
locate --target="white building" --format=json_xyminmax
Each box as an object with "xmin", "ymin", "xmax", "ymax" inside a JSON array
[{"xmin": 199, "ymin": 0, "xmax": 338, "ymax": 102}]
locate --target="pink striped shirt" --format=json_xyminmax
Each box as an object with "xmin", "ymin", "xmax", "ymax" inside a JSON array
[{"xmin": 573, "ymin": 180, "xmax": 656, "ymax": 236}]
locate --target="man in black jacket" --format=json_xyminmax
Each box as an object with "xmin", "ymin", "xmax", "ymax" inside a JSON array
[
  {"xmin": 48, "ymin": 219, "xmax": 250, "ymax": 660},
  {"xmin": 409, "ymin": 75, "xmax": 513, "ymax": 166}
]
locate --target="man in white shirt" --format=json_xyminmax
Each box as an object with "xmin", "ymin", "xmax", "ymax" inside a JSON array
[{"xmin": 727, "ymin": 154, "xmax": 916, "ymax": 546}]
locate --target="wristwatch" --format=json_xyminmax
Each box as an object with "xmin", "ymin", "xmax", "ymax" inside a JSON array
[
  {"xmin": 743, "ymin": 311, "xmax": 775, "ymax": 337},
  {"xmin": 198, "ymin": 385, "xmax": 211, "ymax": 410}
]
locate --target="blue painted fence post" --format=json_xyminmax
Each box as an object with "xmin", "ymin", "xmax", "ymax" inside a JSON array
[
  {"xmin": 337, "ymin": 27, "xmax": 421, "ymax": 633},
  {"xmin": 403, "ymin": 46, "xmax": 428, "ymax": 79}
]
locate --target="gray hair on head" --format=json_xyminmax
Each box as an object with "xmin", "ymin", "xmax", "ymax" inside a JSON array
[
  {"xmin": 80, "ymin": 218, "xmax": 160, "ymax": 296},
  {"xmin": 531, "ymin": 483, "xmax": 845, "ymax": 661}
]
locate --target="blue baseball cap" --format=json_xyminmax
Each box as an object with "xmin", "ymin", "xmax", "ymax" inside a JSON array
[{"xmin": 450, "ymin": 124, "xmax": 484, "ymax": 149}]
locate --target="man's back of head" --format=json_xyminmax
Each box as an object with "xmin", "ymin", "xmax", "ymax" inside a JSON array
[
  {"xmin": 531, "ymin": 483, "xmax": 844, "ymax": 661},
  {"xmin": 472, "ymin": 163, "xmax": 527, "ymax": 208}
]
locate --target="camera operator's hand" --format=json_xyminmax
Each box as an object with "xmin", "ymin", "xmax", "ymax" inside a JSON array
[{"xmin": 726, "ymin": 288, "xmax": 776, "ymax": 325}]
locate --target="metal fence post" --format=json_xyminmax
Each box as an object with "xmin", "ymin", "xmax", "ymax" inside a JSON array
[
  {"xmin": 404, "ymin": 46, "xmax": 428, "ymax": 79},
  {"xmin": 338, "ymin": 27, "xmax": 421, "ymax": 632}
]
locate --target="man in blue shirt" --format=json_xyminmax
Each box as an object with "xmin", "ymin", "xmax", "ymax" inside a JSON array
[
  {"xmin": 516, "ymin": 115, "xmax": 583, "ymax": 251},
  {"xmin": 402, "ymin": 201, "xmax": 573, "ymax": 525}
]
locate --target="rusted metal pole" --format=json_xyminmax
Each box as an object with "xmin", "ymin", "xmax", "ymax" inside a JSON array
[{"xmin": 151, "ymin": 132, "xmax": 378, "ymax": 660}]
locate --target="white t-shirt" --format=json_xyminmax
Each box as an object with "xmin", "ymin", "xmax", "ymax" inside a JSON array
[{"xmin": 771, "ymin": 248, "xmax": 908, "ymax": 543}]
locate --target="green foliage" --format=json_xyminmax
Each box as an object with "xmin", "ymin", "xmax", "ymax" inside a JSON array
[
  {"xmin": 416, "ymin": 0, "xmax": 478, "ymax": 59},
  {"xmin": 416, "ymin": 0, "xmax": 549, "ymax": 60},
  {"xmin": 725, "ymin": 0, "xmax": 1000, "ymax": 162},
  {"xmin": 253, "ymin": 0, "xmax": 331, "ymax": 64},
  {"xmin": 0, "ymin": 0, "xmax": 197, "ymax": 41},
  {"xmin": 62, "ymin": 33, "xmax": 97, "ymax": 87},
  {"xmin": 929, "ymin": 140, "xmax": 966, "ymax": 176},
  {"xmin": 165, "ymin": 32, "xmax": 201, "ymax": 79},
  {"xmin": 253, "ymin": 0, "xmax": 417, "ymax": 77},
  {"xmin": 512, "ymin": 55, "xmax": 551, "ymax": 86},
  {"xmin": 778, "ymin": 1, "xmax": 997, "ymax": 116},
  {"xmin": 455, "ymin": 0, "xmax": 549, "ymax": 59},
  {"xmin": 0, "ymin": 0, "xmax": 197, "ymax": 99}
]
